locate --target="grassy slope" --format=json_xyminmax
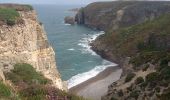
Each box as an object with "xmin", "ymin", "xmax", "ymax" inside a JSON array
[
  {"xmin": 98, "ymin": 13, "xmax": 170, "ymax": 100},
  {"xmin": 3, "ymin": 63, "xmax": 86, "ymax": 100}
]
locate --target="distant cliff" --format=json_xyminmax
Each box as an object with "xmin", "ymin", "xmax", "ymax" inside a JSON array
[
  {"xmin": 0, "ymin": 4, "xmax": 64, "ymax": 90},
  {"xmin": 76, "ymin": 1, "xmax": 170, "ymax": 31},
  {"xmin": 76, "ymin": 1, "xmax": 170, "ymax": 100}
]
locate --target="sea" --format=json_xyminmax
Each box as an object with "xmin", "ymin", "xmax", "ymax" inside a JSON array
[{"xmin": 33, "ymin": 5, "xmax": 117, "ymax": 89}]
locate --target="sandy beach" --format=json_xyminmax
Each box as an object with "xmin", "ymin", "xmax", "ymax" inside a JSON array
[{"xmin": 69, "ymin": 66, "xmax": 122, "ymax": 100}]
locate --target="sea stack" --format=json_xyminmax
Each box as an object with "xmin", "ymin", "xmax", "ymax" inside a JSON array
[{"xmin": 64, "ymin": 16, "xmax": 75, "ymax": 25}]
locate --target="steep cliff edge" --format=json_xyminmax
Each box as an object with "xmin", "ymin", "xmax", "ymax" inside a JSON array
[
  {"xmin": 0, "ymin": 4, "xmax": 64, "ymax": 90},
  {"xmin": 76, "ymin": 1, "xmax": 170, "ymax": 100},
  {"xmin": 76, "ymin": 1, "xmax": 170, "ymax": 31}
]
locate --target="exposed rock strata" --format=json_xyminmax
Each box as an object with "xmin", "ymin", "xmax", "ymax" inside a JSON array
[
  {"xmin": 0, "ymin": 10, "xmax": 65, "ymax": 90},
  {"xmin": 76, "ymin": 1, "xmax": 170, "ymax": 31}
]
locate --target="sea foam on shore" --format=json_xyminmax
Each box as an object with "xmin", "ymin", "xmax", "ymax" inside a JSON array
[{"xmin": 67, "ymin": 31, "xmax": 117, "ymax": 89}]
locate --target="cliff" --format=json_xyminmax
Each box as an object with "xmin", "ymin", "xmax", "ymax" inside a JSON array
[
  {"xmin": 76, "ymin": 1, "xmax": 170, "ymax": 100},
  {"xmin": 0, "ymin": 4, "xmax": 64, "ymax": 90},
  {"xmin": 76, "ymin": 1, "xmax": 170, "ymax": 31}
]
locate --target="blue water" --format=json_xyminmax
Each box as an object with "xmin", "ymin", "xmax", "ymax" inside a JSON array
[{"xmin": 33, "ymin": 5, "xmax": 116, "ymax": 88}]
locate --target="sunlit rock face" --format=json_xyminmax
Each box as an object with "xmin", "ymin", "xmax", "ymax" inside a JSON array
[{"xmin": 0, "ymin": 6, "xmax": 65, "ymax": 90}]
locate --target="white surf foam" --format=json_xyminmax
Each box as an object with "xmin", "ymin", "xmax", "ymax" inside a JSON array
[
  {"xmin": 64, "ymin": 23, "xmax": 71, "ymax": 26},
  {"xmin": 67, "ymin": 60, "xmax": 117, "ymax": 89},
  {"xmin": 67, "ymin": 48, "xmax": 75, "ymax": 51},
  {"xmin": 78, "ymin": 31, "xmax": 105, "ymax": 55}
]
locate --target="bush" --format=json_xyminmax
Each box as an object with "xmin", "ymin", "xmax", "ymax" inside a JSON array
[
  {"xmin": 5, "ymin": 63, "xmax": 50, "ymax": 85},
  {"xmin": 135, "ymin": 77, "xmax": 144, "ymax": 85},
  {"xmin": 142, "ymin": 64, "xmax": 149, "ymax": 71},
  {"xmin": 0, "ymin": 81, "xmax": 11, "ymax": 97},
  {"xmin": 146, "ymin": 72, "xmax": 160, "ymax": 83},
  {"xmin": 111, "ymin": 97, "xmax": 118, "ymax": 100},
  {"xmin": 125, "ymin": 73, "xmax": 136, "ymax": 83},
  {"xmin": 117, "ymin": 90, "xmax": 124, "ymax": 97},
  {"xmin": 0, "ymin": 8, "xmax": 20, "ymax": 26},
  {"xmin": 129, "ymin": 90, "xmax": 139, "ymax": 100}
]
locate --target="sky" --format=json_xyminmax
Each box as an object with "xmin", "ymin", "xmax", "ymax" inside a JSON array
[{"xmin": 0, "ymin": 0, "xmax": 114, "ymax": 5}]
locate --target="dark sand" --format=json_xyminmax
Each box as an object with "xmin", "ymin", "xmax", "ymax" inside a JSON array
[{"xmin": 69, "ymin": 66, "xmax": 122, "ymax": 100}]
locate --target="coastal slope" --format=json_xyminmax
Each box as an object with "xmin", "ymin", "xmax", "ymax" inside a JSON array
[{"xmin": 75, "ymin": 1, "xmax": 170, "ymax": 100}]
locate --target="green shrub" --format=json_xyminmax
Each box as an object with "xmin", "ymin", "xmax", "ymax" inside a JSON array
[
  {"xmin": 0, "ymin": 81, "xmax": 11, "ymax": 97},
  {"xmin": 129, "ymin": 90, "xmax": 139, "ymax": 100},
  {"xmin": 135, "ymin": 77, "xmax": 144, "ymax": 85},
  {"xmin": 146, "ymin": 72, "xmax": 160, "ymax": 83},
  {"xmin": 155, "ymin": 87, "xmax": 160, "ymax": 93},
  {"xmin": 111, "ymin": 97, "xmax": 118, "ymax": 100},
  {"xmin": 142, "ymin": 64, "xmax": 149, "ymax": 71},
  {"xmin": 140, "ymin": 81, "xmax": 148, "ymax": 89},
  {"xmin": 117, "ymin": 90, "xmax": 124, "ymax": 97},
  {"xmin": 125, "ymin": 73, "xmax": 136, "ymax": 83},
  {"xmin": 0, "ymin": 8, "xmax": 20, "ymax": 26},
  {"xmin": 5, "ymin": 63, "xmax": 50, "ymax": 85},
  {"xmin": 24, "ymin": 5, "xmax": 33, "ymax": 10}
]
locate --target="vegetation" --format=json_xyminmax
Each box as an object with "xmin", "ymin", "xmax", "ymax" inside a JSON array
[
  {"xmin": 129, "ymin": 90, "xmax": 139, "ymax": 100},
  {"xmin": 3, "ymin": 63, "xmax": 86, "ymax": 100},
  {"xmin": 0, "ymin": 81, "xmax": 11, "ymax": 98},
  {"xmin": 5, "ymin": 63, "xmax": 49, "ymax": 85},
  {"xmin": 135, "ymin": 77, "xmax": 144, "ymax": 85},
  {"xmin": 125, "ymin": 73, "xmax": 136, "ymax": 83},
  {"xmin": 0, "ymin": 8, "xmax": 20, "ymax": 26}
]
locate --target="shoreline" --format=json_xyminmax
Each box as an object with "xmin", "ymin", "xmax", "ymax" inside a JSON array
[{"xmin": 69, "ymin": 66, "xmax": 122, "ymax": 100}]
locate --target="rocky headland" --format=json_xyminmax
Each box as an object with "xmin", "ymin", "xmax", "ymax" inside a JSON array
[
  {"xmin": 0, "ymin": 4, "xmax": 86, "ymax": 100},
  {"xmin": 75, "ymin": 1, "xmax": 170, "ymax": 100}
]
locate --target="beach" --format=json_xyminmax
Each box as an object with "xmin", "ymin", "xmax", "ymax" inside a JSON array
[{"xmin": 69, "ymin": 66, "xmax": 122, "ymax": 100}]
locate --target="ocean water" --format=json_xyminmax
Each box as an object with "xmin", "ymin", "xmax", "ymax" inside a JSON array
[{"xmin": 33, "ymin": 5, "xmax": 117, "ymax": 88}]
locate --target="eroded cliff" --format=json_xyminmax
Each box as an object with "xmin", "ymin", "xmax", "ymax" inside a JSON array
[{"xmin": 0, "ymin": 4, "xmax": 64, "ymax": 90}]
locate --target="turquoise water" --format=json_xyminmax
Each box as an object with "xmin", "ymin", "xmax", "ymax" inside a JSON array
[{"xmin": 34, "ymin": 5, "xmax": 116, "ymax": 88}]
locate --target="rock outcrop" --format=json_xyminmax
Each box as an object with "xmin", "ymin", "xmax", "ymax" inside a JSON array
[
  {"xmin": 76, "ymin": 1, "xmax": 170, "ymax": 31},
  {"xmin": 0, "ymin": 5, "xmax": 65, "ymax": 90},
  {"xmin": 64, "ymin": 16, "xmax": 75, "ymax": 25}
]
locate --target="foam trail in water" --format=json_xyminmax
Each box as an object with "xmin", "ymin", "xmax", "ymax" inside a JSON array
[
  {"xmin": 78, "ymin": 31, "xmax": 105, "ymax": 55},
  {"xmin": 67, "ymin": 60, "xmax": 117, "ymax": 89}
]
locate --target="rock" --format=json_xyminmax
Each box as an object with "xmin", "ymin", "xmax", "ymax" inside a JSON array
[
  {"xmin": 0, "ymin": 5, "xmax": 65, "ymax": 90},
  {"xmin": 75, "ymin": 1, "xmax": 170, "ymax": 31},
  {"xmin": 64, "ymin": 16, "xmax": 75, "ymax": 25}
]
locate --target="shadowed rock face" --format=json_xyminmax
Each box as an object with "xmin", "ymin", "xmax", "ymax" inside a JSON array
[
  {"xmin": 64, "ymin": 16, "xmax": 75, "ymax": 25},
  {"xmin": 76, "ymin": 1, "xmax": 170, "ymax": 31}
]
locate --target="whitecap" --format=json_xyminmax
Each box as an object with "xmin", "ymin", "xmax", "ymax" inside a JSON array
[
  {"xmin": 78, "ymin": 31, "xmax": 105, "ymax": 55},
  {"xmin": 64, "ymin": 23, "xmax": 71, "ymax": 26},
  {"xmin": 67, "ymin": 60, "xmax": 117, "ymax": 89},
  {"xmin": 67, "ymin": 48, "xmax": 75, "ymax": 51}
]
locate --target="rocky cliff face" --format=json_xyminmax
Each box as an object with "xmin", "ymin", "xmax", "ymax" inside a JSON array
[
  {"xmin": 76, "ymin": 1, "xmax": 170, "ymax": 100},
  {"xmin": 76, "ymin": 1, "xmax": 170, "ymax": 31},
  {"xmin": 0, "ymin": 7, "xmax": 64, "ymax": 90}
]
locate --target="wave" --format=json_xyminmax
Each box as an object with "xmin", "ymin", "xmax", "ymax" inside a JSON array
[
  {"xmin": 78, "ymin": 31, "xmax": 105, "ymax": 55},
  {"xmin": 67, "ymin": 60, "xmax": 117, "ymax": 89},
  {"xmin": 64, "ymin": 23, "xmax": 71, "ymax": 26},
  {"xmin": 67, "ymin": 48, "xmax": 75, "ymax": 51}
]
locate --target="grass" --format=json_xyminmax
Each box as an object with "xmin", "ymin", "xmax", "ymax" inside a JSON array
[
  {"xmin": 95, "ymin": 13, "xmax": 170, "ymax": 58},
  {"xmin": 0, "ymin": 81, "xmax": 11, "ymax": 98},
  {"xmin": 4, "ymin": 63, "xmax": 87, "ymax": 100},
  {"xmin": 0, "ymin": 8, "xmax": 20, "ymax": 26},
  {"xmin": 5, "ymin": 63, "xmax": 50, "ymax": 85}
]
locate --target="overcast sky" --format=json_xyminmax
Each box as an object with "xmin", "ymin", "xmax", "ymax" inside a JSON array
[{"xmin": 0, "ymin": 0, "xmax": 114, "ymax": 5}]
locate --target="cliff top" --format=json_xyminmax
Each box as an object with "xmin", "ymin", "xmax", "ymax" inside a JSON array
[{"xmin": 0, "ymin": 4, "xmax": 33, "ymax": 26}]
